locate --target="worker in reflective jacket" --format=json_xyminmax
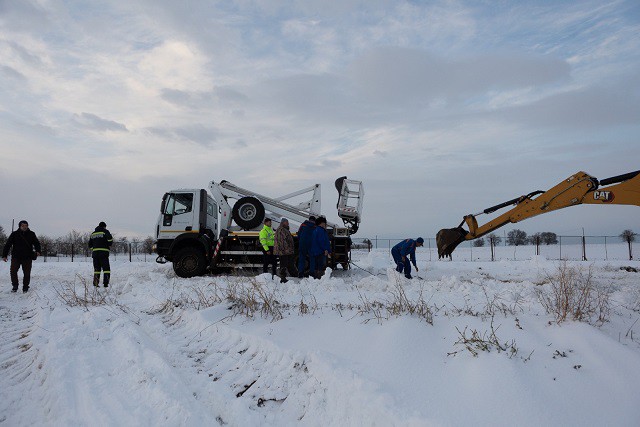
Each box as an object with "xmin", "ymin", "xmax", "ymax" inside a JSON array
[
  {"xmin": 391, "ymin": 237, "xmax": 424, "ymax": 279},
  {"xmin": 89, "ymin": 221, "xmax": 113, "ymax": 287},
  {"xmin": 259, "ymin": 217, "xmax": 276, "ymax": 278}
]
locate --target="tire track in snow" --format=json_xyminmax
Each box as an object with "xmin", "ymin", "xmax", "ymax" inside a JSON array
[
  {"xmin": 145, "ymin": 303, "xmax": 405, "ymax": 425},
  {"xmin": 0, "ymin": 294, "xmax": 49, "ymax": 425}
]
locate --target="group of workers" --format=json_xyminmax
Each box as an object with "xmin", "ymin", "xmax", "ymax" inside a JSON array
[
  {"xmin": 259, "ymin": 214, "xmax": 424, "ymax": 282},
  {"xmin": 259, "ymin": 215, "xmax": 331, "ymax": 283}
]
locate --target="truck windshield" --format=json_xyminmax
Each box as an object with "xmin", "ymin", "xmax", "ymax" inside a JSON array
[{"xmin": 164, "ymin": 193, "xmax": 193, "ymax": 215}]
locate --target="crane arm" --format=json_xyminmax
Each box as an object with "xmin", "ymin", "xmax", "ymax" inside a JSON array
[{"xmin": 437, "ymin": 170, "xmax": 640, "ymax": 258}]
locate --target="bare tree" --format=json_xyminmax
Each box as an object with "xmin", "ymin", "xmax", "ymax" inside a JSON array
[
  {"xmin": 619, "ymin": 229, "xmax": 636, "ymax": 260},
  {"xmin": 507, "ymin": 229, "xmax": 528, "ymax": 246},
  {"xmin": 131, "ymin": 237, "xmax": 141, "ymax": 254},
  {"xmin": 528, "ymin": 232, "xmax": 541, "ymax": 245},
  {"xmin": 473, "ymin": 238, "xmax": 485, "ymax": 247},
  {"xmin": 540, "ymin": 232, "xmax": 558, "ymax": 245},
  {"xmin": 39, "ymin": 235, "xmax": 55, "ymax": 256},
  {"xmin": 143, "ymin": 236, "xmax": 155, "ymax": 254},
  {"xmin": 487, "ymin": 233, "xmax": 502, "ymax": 246},
  {"xmin": 64, "ymin": 229, "xmax": 90, "ymax": 257},
  {"xmin": 0, "ymin": 225, "xmax": 6, "ymax": 250}
]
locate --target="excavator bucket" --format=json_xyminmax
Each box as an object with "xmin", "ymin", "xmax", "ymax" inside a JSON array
[{"xmin": 436, "ymin": 227, "xmax": 467, "ymax": 259}]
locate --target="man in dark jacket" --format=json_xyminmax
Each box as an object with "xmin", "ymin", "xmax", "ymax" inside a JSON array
[
  {"xmin": 89, "ymin": 221, "xmax": 113, "ymax": 287},
  {"xmin": 309, "ymin": 216, "xmax": 331, "ymax": 279},
  {"xmin": 2, "ymin": 220, "xmax": 41, "ymax": 293},
  {"xmin": 391, "ymin": 237, "xmax": 424, "ymax": 279},
  {"xmin": 296, "ymin": 215, "xmax": 316, "ymax": 278}
]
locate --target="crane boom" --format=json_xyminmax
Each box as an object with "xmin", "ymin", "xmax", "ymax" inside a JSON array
[{"xmin": 437, "ymin": 170, "xmax": 640, "ymax": 258}]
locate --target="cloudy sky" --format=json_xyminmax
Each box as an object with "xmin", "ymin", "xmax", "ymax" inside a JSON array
[{"xmin": 1, "ymin": 0, "xmax": 639, "ymax": 240}]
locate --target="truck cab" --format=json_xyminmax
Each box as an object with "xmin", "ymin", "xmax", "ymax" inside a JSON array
[{"xmin": 155, "ymin": 189, "xmax": 219, "ymax": 275}]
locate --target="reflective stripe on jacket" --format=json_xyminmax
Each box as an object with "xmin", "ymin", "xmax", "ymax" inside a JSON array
[{"xmin": 89, "ymin": 227, "xmax": 113, "ymax": 253}]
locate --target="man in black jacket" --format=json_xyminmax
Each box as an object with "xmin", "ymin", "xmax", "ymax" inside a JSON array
[
  {"xmin": 89, "ymin": 221, "xmax": 113, "ymax": 287},
  {"xmin": 2, "ymin": 220, "xmax": 41, "ymax": 293}
]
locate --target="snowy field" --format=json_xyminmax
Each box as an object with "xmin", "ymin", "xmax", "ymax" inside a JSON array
[{"xmin": 1, "ymin": 245, "xmax": 640, "ymax": 426}]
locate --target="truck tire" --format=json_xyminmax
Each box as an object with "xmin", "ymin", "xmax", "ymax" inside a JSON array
[
  {"xmin": 232, "ymin": 196, "xmax": 265, "ymax": 229},
  {"xmin": 173, "ymin": 247, "xmax": 206, "ymax": 278}
]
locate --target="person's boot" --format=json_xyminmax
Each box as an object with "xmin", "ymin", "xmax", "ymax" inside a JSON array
[
  {"xmin": 11, "ymin": 287, "xmax": 18, "ymax": 293},
  {"xmin": 280, "ymin": 277, "xmax": 288, "ymax": 283},
  {"xmin": 104, "ymin": 283, "xmax": 109, "ymax": 288},
  {"xmin": 93, "ymin": 276, "xmax": 100, "ymax": 287},
  {"xmin": 23, "ymin": 287, "xmax": 29, "ymax": 293}
]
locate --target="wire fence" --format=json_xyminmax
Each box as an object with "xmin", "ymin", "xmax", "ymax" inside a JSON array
[
  {"xmin": 27, "ymin": 235, "xmax": 636, "ymax": 263},
  {"xmin": 37, "ymin": 241, "xmax": 155, "ymax": 263},
  {"xmin": 350, "ymin": 236, "xmax": 636, "ymax": 262}
]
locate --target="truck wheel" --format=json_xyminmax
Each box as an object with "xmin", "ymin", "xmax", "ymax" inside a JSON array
[
  {"xmin": 232, "ymin": 196, "xmax": 265, "ymax": 229},
  {"xmin": 173, "ymin": 247, "xmax": 206, "ymax": 278}
]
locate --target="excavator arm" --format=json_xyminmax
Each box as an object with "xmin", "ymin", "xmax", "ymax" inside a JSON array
[{"xmin": 437, "ymin": 170, "xmax": 640, "ymax": 258}]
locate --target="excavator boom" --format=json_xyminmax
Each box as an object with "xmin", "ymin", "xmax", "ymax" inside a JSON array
[{"xmin": 437, "ymin": 170, "xmax": 640, "ymax": 258}]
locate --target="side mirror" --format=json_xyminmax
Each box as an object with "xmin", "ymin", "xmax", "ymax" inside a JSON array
[{"xmin": 160, "ymin": 193, "xmax": 168, "ymax": 213}]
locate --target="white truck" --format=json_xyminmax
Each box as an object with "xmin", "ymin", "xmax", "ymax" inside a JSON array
[{"xmin": 154, "ymin": 177, "xmax": 364, "ymax": 277}]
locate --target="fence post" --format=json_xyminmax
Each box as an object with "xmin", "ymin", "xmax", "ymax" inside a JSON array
[
  {"xmin": 582, "ymin": 236, "xmax": 587, "ymax": 261},
  {"xmin": 559, "ymin": 236, "xmax": 562, "ymax": 260},
  {"xmin": 604, "ymin": 236, "xmax": 608, "ymax": 260},
  {"xmin": 71, "ymin": 243, "xmax": 74, "ymax": 262},
  {"xmin": 536, "ymin": 236, "xmax": 540, "ymax": 256},
  {"xmin": 490, "ymin": 238, "xmax": 495, "ymax": 261},
  {"xmin": 129, "ymin": 243, "xmax": 132, "ymax": 262}
]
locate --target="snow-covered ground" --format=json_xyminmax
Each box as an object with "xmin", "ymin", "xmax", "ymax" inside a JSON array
[{"xmin": 1, "ymin": 246, "xmax": 640, "ymax": 426}]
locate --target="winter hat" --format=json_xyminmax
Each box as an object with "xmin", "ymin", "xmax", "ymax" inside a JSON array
[
  {"xmin": 315, "ymin": 216, "xmax": 327, "ymax": 226},
  {"xmin": 99, "ymin": 221, "xmax": 107, "ymax": 228},
  {"xmin": 18, "ymin": 220, "xmax": 28, "ymax": 227},
  {"xmin": 309, "ymin": 215, "xmax": 316, "ymax": 221},
  {"xmin": 416, "ymin": 237, "xmax": 424, "ymax": 244},
  {"xmin": 280, "ymin": 217, "xmax": 289, "ymax": 223},
  {"xmin": 264, "ymin": 217, "xmax": 272, "ymax": 223}
]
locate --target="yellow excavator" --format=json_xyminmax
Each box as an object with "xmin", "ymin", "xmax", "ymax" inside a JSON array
[{"xmin": 436, "ymin": 170, "xmax": 640, "ymax": 258}]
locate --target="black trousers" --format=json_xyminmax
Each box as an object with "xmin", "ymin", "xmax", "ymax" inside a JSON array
[
  {"xmin": 262, "ymin": 247, "xmax": 277, "ymax": 275},
  {"xmin": 10, "ymin": 257, "xmax": 32, "ymax": 290},
  {"xmin": 278, "ymin": 254, "xmax": 298, "ymax": 280},
  {"xmin": 92, "ymin": 252, "xmax": 111, "ymax": 285}
]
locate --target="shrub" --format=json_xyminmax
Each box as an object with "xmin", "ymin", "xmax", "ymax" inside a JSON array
[{"xmin": 536, "ymin": 262, "xmax": 611, "ymax": 324}]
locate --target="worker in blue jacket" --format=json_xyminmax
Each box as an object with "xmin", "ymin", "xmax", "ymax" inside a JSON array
[
  {"xmin": 309, "ymin": 216, "xmax": 331, "ymax": 279},
  {"xmin": 297, "ymin": 215, "xmax": 316, "ymax": 278},
  {"xmin": 391, "ymin": 237, "xmax": 424, "ymax": 279}
]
